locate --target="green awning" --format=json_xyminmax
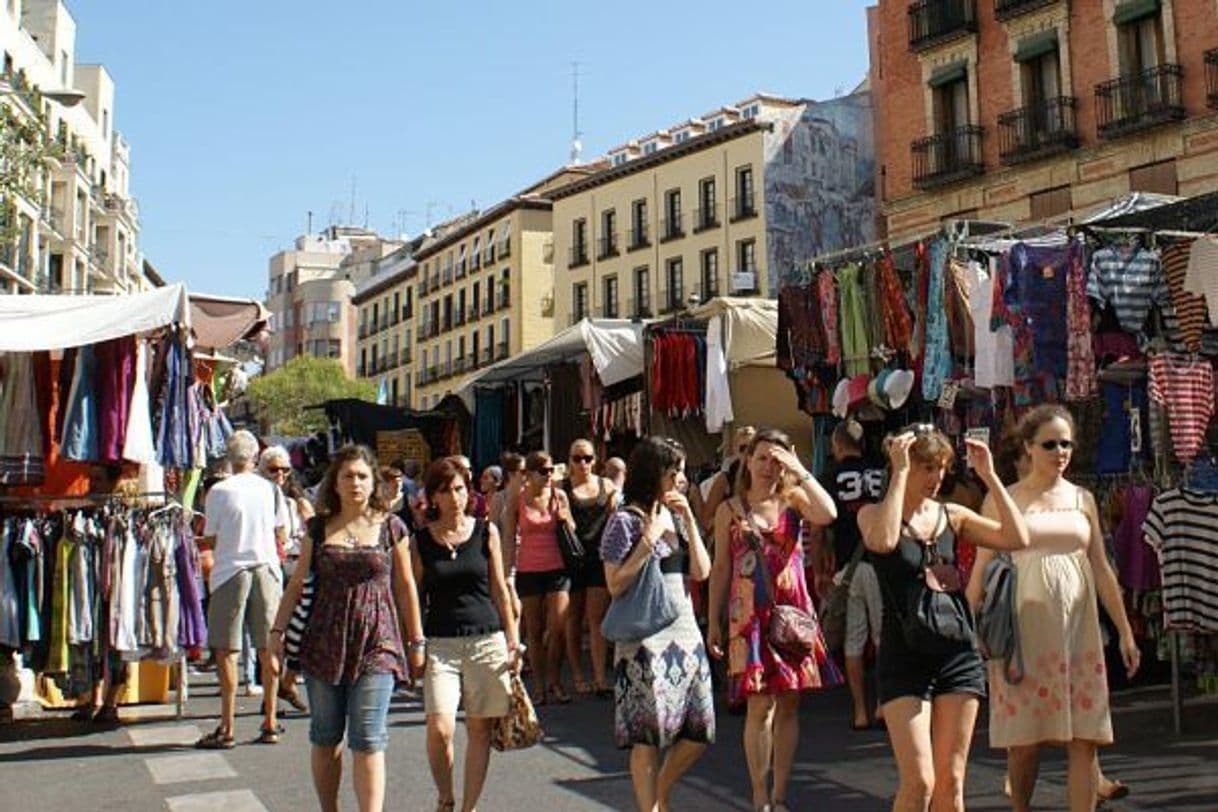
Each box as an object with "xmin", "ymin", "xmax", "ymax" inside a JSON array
[
  {"xmin": 928, "ymin": 62, "xmax": 967, "ymax": 88},
  {"xmin": 1113, "ymin": 0, "xmax": 1159, "ymax": 25},
  {"xmin": 1015, "ymin": 31, "xmax": 1058, "ymax": 62}
]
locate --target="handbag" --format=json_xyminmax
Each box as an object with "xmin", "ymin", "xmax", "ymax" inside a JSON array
[
  {"xmin": 896, "ymin": 520, "xmax": 976, "ymax": 657},
  {"xmin": 600, "ymin": 507, "xmax": 680, "ymax": 643},
  {"xmin": 976, "ymin": 553, "xmax": 1024, "ymax": 684},
  {"xmin": 819, "ymin": 540, "xmax": 866, "ymax": 652},
  {"xmin": 741, "ymin": 510, "xmax": 819, "ymax": 663},
  {"xmin": 492, "ymin": 672, "xmax": 544, "ymax": 751},
  {"xmin": 552, "ymin": 488, "xmax": 586, "ymax": 572},
  {"xmin": 283, "ymin": 517, "xmax": 323, "ymax": 667}
]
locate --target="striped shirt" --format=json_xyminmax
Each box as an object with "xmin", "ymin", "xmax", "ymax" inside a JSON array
[
  {"xmin": 1086, "ymin": 245, "xmax": 1169, "ymax": 335},
  {"xmin": 1161, "ymin": 242, "xmax": 1206, "ymax": 353},
  {"xmin": 1184, "ymin": 236, "xmax": 1218, "ymax": 328},
  {"xmin": 1143, "ymin": 488, "xmax": 1218, "ymax": 632},
  {"xmin": 1147, "ymin": 352, "xmax": 1215, "ymax": 466}
]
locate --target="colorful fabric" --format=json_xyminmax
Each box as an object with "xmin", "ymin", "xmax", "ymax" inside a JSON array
[
  {"xmin": 1066, "ymin": 241, "xmax": 1098, "ymax": 401},
  {"xmin": 1147, "ymin": 352, "xmax": 1215, "ymax": 466},
  {"xmin": 1161, "ymin": 241, "xmax": 1206, "ymax": 352},
  {"xmin": 726, "ymin": 508, "xmax": 840, "ymax": 705},
  {"xmin": 878, "ymin": 253, "xmax": 913, "ymax": 355},
  {"xmin": 921, "ymin": 239, "xmax": 952, "ymax": 401},
  {"xmin": 818, "ymin": 271, "xmax": 841, "ymax": 367},
  {"xmin": 965, "ymin": 259, "xmax": 1014, "ymax": 388},
  {"xmin": 837, "ymin": 263, "xmax": 870, "ymax": 376},
  {"xmin": 1183, "ymin": 236, "xmax": 1218, "ymax": 327},
  {"xmin": 992, "ymin": 253, "xmax": 1048, "ymax": 406},
  {"xmin": 1086, "ymin": 244, "xmax": 1168, "ymax": 336}
]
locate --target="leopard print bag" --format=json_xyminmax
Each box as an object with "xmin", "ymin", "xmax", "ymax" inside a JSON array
[{"xmin": 491, "ymin": 673, "xmax": 544, "ymax": 751}]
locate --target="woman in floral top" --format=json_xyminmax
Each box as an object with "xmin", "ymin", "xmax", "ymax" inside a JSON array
[{"xmin": 271, "ymin": 445, "xmax": 425, "ymax": 812}]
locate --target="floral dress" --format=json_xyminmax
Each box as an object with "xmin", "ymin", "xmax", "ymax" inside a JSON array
[{"xmin": 727, "ymin": 507, "xmax": 841, "ymax": 706}]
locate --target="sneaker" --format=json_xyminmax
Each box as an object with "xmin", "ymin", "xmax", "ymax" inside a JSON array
[{"xmin": 244, "ymin": 684, "xmax": 264, "ymax": 697}]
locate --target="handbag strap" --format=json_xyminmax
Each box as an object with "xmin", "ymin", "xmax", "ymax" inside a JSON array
[
  {"xmin": 737, "ymin": 503, "xmax": 779, "ymax": 607},
  {"xmin": 838, "ymin": 538, "xmax": 867, "ymax": 589}
]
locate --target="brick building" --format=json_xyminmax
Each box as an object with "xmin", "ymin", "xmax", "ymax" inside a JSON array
[{"xmin": 868, "ymin": 0, "xmax": 1218, "ymax": 240}]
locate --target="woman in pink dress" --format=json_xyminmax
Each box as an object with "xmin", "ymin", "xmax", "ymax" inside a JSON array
[{"xmin": 708, "ymin": 428, "xmax": 839, "ymax": 812}]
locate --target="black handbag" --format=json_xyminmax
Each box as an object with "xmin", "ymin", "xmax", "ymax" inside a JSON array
[{"xmin": 552, "ymin": 490, "xmax": 585, "ymax": 572}]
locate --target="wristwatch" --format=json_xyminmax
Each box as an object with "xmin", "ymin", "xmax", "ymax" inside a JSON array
[{"xmin": 407, "ymin": 638, "xmax": 427, "ymax": 652}]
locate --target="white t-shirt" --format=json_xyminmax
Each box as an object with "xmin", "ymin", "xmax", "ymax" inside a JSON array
[{"xmin": 204, "ymin": 471, "xmax": 288, "ymax": 591}]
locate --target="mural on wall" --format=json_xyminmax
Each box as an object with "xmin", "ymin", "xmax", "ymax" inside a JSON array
[{"xmin": 762, "ymin": 93, "xmax": 877, "ymax": 293}]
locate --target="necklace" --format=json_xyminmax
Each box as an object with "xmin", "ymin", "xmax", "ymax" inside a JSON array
[{"xmin": 434, "ymin": 520, "xmax": 465, "ymax": 559}]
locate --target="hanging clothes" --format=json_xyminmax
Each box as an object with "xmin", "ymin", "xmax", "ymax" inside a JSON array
[
  {"xmin": 920, "ymin": 239, "xmax": 952, "ymax": 401},
  {"xmin": 944, "ymin": 259, "xmax": 975, "ymax": 364},
  {"xmin": 95, "ymin": 336, "xmax": 136, "ymax": 464},
  {"xmin": 1144, "ymin": 488, "xmax": 1218, "ymax": 632},
  {"xmin": 877, "ymin": 252, "xmax": 914, "ymax": 356},
  {"xmin": 1065, "ymin": 241, "xmax": 1098, "ymax": 401},
  {"xmin": 965, "ymin": 258, "xmax": 1014, "ymax": 388},
  {"xmin": 705, "ymin": 315, "xmax": 734, "ymax": 433},
  {"xmin": 1096, "ymin": 382, "xmax": 1149, "ymax": 475},
  {"xmin": 0, "ymin": 353, "xmax": 45, "ymax": 484},
  {"xmin": 1113, "ymin": 484, "xmax": 1159, "ymax": 591},
  {"xmin": 1183, "ymin": 235, "xmax": 1218, "ymax": 327},
  {"xmin": 1007, "ymin": 241, "xmax": 1070, "ymax": 380},
  {"xmin": 1147, "ymin": 352, "xmax": 1215, "ymax": 466},
  {"xmin": 155, "ymin": 336, "xmax": 193, "ymax": 469},
  {"xmin": 1161, "ymin": 241, "xmax": 1206, "ymax": 353},
  {"xmin": 1086, "ymin": 242, "xmax": 1170, "ymax": 342},
  {"xmin": 837, "ymin": 263, "xmax": 871, "ymax": 376},
  {"xmin": 818, "ymin": 271, "xmax": 841, "ymax": 368},
  {"xmin": 122, "ymin": 339, "xmax": 157, "ymax": 464},
  {"xmin": 61, "ymin": 345, "xmax": 100, "ymax": 462}
]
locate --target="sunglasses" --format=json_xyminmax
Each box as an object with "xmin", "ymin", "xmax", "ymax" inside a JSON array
[
  {"xmin": 571, "ymin": 455, "xmax": 594, "ymax": 464},
  {"xmin": 268, "ymin": 466, "xmax": 291, "ymax": 474},
  {"xmin": 532, "ymin": 466, "xmax": 555, "ymax": 476},
  {"xmin": 909, "ymin": 423, "xmax": 936, "ymax": 435},
  {"xmin": 1039, "ymin": 439, "xmax": 1074, "ymax": 451}
]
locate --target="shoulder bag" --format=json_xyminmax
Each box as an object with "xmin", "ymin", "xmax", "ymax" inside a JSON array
[
  {"xmin": 283, "ymin": 517, "xmax": 324, "ymax": 667},
  {"xmin": 819, "ymin": 540, "xmax": 866, "ymax": 652},
  {"xmin": 600, "ymin": 507, "xmax": 680, "ymax": 643},
  {"xmin": 741, "ymin": 508, "xmax": 819, "ymax": 663},
  {"xmin": 492, "ymin": 671, "xmax": 545, "ymax": 751},
  {"xmin": 896, "ymin": 513, "xmax": 976, "ymax": 657},
  {"xmin": 551, "ymin": 488, "xmax": 586, "ymax": 572},
  {"xmin": 976, "ymin": 552, "xmax": 1024, "ymax": 684}
]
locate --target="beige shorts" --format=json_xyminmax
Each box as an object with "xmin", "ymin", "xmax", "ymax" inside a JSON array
[
  {"xmin": 423, "ymin": 631, "xmax": 512, "ymax": 718},
  {"xmin": 207, "ymin": 564, "xmax": 282, "ymax": 652}
]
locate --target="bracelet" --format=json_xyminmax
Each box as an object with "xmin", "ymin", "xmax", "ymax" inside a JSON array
[
  {"xmin": 799, "ymin": 471, "xmax": 814, "ymax": 482},
  {"xmin": 270, "ymin": 628, "xmax": 285, "ymax": 636},
  {"xmin": 509, "ymin": 642, "xmax": 527, "ymax": 654},
  {"xmin": 407, "ymin": 639, "xmax": 427, "ymax": 652}
]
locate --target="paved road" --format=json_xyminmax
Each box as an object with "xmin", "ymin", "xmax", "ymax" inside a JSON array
[{"xmin": 1, "ymin": 672, "xmax": 1215, "ymax": 810}]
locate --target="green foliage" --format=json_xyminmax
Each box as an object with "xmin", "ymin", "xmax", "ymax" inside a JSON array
[{"xmin": 246, "ymin": 355, "xmax": 376, "ymax": 435}]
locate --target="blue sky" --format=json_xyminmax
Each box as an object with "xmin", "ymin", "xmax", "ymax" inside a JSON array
[{"xmin": 71, "ymin": 1, "xmax": 872, "ymax": 300}]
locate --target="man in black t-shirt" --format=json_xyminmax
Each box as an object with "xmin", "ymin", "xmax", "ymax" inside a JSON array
[{"xmin": 819, "ymin": 419, "xmax": 884, "ymax": 729}]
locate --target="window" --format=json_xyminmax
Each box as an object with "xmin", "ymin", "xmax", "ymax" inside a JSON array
[
  {"xmin": 665, "ymin": 258, "xmax": 684, "ymax": 312},
  {"xmin": 643, "ymin": 141, "xmax": 658, "ymax": 155},
  {"xmin": 457, "ymin": 288, "xmax": 466, "ymax": 319},
  {"xmin": 472, "ymin": 330, "xmax": 480, "ymax": 364},
  {"xmin": 471, "ymin": 237, "xmax": 481, "ymax": 268},
  {"xmin": 1020, "ymin": 44, "xmax": 1061, "ymax": 109},
  {"xmin": 573, "ymin": 282, "xmax": 589, "ymax": 321},
  {"xmin": 486, "ymin": 324, "xmax": 494, "ymax": 357},
  {"xmin": 612, "ymin": 153, "xmax": 629, "ymax": 166},
  {"xmin": 472, "ymin": 280, "xmax": 480, "ymax": 312},
  {"xmin": 1129, "ymin": 159, "xmax": 1178, "ymax": 195},
  {"xmin": 663, "ymin": 189, "xmax": 682, "ymax": 239},
  {"xmin": 571, "ymin": 218, "xmax": 588, "ymax": 266},
  {"xmin": 1118, "ymin": 8, "xmax": 1164, "ymax": 76},
  {"xmin": 737, "ymin": 239, "xmax": 757, "ymax": 273},
  {"xmin": 328, "ymin": 301, "xmax": 341, "ymax": 323},
  {"xmin": 631, "ymin": 199, "xmax": 648, "ymax": 248},
  {"xmin": 500, "ymin": 268, "xmax": 510, "ymax": 307},
  {"xmin": 734, "ymin": 166, "xmax": 756, "ymax": 219},
  {"xmin": 360, "ymin": 348, "xmax": 367, "ymax": 375},
  {"xmin": 1029, "ymin": 186, "xmax": 1072, "ymax": 220},
  {"xmin": 600, "ymin": 209, "xmax": 617, "ymax": 257},
  {"xmin": 742, "ymin": 103, "xmax": 760, "ymax": 119},
  {"xmin": 674, "ymin": 130, "xmax": 690, "ymax": 143},
  {"xmin": 701, "ymin": 249, "xmax": 720, "ymax": 299},
  {"xmin": 634, "ymin": 266, "xmax": 651, "ymax": 317},
  {"xmin": 933, "ymin": 72, "xmax": 970, "ymax": 136},
  {"xmin": 697, "ymin": 177, "xmax": 717, "ymax": 230},
  {"xmin": 708, "ymin": 116, "xmax": 724, "ymax": 131},
  {"xmin": 603, "ymin": 276, "xmax": 619, "ymax": 318}
]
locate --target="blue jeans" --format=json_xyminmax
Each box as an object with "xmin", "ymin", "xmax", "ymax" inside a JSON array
[{"xmin": 305, "ymin": 672, "xmax": 395, "ymax": 753}]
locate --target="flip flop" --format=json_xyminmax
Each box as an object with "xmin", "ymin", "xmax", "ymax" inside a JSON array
[{"xmin": 1098, "ymin": 780, "xmax": 1130, "ymax": 801}]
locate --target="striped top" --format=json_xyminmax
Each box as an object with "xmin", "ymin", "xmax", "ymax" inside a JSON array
[
  {"xmin": 1147, "ymin": 352, "xmax": 1215, "ymax": 465},
  {"xmin": 1161, "ymin": 242, "xmax": 1206, "ymax": 353},
  {"xmin": 1143, "ymin": 488, "xmax": 1218, "ymax": 632},
  {"xmin": 1184, "ymin": 237, "xmax": 1218, "ymax": 329},
  {"xmin": 1086, "ymin": 245, "xmax": 1169, "ymax": 335}
]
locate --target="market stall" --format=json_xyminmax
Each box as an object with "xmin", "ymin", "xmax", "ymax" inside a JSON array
[{"xmin": 777, "ymin": 190, "xmax": 1218, "ymax": 733}]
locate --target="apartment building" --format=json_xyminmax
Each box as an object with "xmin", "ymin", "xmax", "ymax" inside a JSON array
[
  {"xmin": 264, "ymin": 226, "xmax": 402, "ymax": 375},
  {"xmin": 0, "ymin": 0, "xmax": 142, "ymax": 295},
  {"xmin": 353, "ymin": 243, "xmax": 419, "ymax": 407},
  {"xmin": 550, "ymin": 92, "xmax": 875, "ymax": 326},
  {"xmin": 869, "ymin": 0, "xmax": 1218, "ymax": 239},
  {"xmin": 411, "ymin": 166, "xmax": 601, "ymax": 411}
]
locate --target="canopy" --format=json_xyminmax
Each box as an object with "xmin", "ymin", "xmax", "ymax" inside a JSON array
[
  {"xmin": 0, "ymin": 283, "xmax": 190, "ymax": 351},
  {"xmin": 688, "ymin": 296, "xmax": 778, "ymax": 367},
  {"xmin": 458, "ymin": 318, "xmax": 646, "ymax": 395},
  {"xmin": 189, "ymin": 293, "xmax": 269, "ymax": 351}
]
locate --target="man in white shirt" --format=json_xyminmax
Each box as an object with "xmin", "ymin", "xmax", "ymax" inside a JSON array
[{"xmin": 197, "ymin": 430, "xmax": 288, "ymax": 749}]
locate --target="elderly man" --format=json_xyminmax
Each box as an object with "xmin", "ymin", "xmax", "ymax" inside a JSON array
[{"xmin": 197, "ymin": 430, "xmax": 289, "ymax": 749}]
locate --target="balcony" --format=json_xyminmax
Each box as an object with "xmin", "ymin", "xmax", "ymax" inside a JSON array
[
  {"xmin": 496, "ymin": 341, "xmax": 510, "ymax": 360},
  {"xmin": 428, "ymin": 276, "xmax": 440, "ymax": 293},
  {"xmin": 998, "ymin": 97, "xmax": 1077, "ymax": 165},
  {"xmin": 484, "ymin": 244, "xmax": 496, "ymax": 264},
  {"xmin": 730, "ymin": 194, "xmax": 757, "ymax": 222},
  {"xmin": 628, "ymin": 224, "xmax": 650, "ymax": 251},
  {"xmin": 994, "ymin": 0, "xmax": 1056, "ymax": 20},
  {"xmin": 661, "ymin": 212, "xmax": 684, "ymax": 242},
  {"xmin": 1206, "ymin": 49, "xmax": 1218, "ymax": 109},
  {"xmin": 471, "ymin": 253, "xmax": 481, "ymax": 271},
  {"xmin": 693, "ymin": 204, "xmax": 720, "ymax": 233},
  {"xmin": 1096, "ymin": 64, "xmax": 1185, "ymax": 140},
  {"xmin": 468, "ymin": 304, "xmax": 481, "ymax": 323},
  {"xmin": 598, "ymin": 234, "xmax": 619, "ymax": 259},
  {"xmin": 442, "ymin": 268, "xmax": 453, "ymax": 286},
  {"xmin": 911, "ymin": 125, "xmax": 985, "ymax": 189},
  {"xmin": 454, "ymin": 310, "xmax": 466, "ymax": 327},
  {"xmin": 358, "ymin": 322, "xmax": 370, "ymax": 340},
  {"xmin": 498, "ymin": 290, "xmax": 511, "ymax": 309},
  {"xmin": 908, "ymin": 0, "xmax": 976, "ymax": 51},
  {"xmin": 483, "ymin": 298, "xmax": 494, "ymax": 316},
  {"xmin": 386, "ymin": 351, "xmax": 399, "ymax": 370},
  {"xmin": 568, "ymin": 245, "xmax": 590, "ymax": 268},
  {"xmin": 601, "ymin": 302, "xmax": 619, "ymax": 319},
  {"xmin": 498, "ymin": 238, "xmax": 511, "ymax": 258},
  {"xmin": 703, "ymin": 275, "xmax": 721, "ymax": 300},
  {"xmin": 456, "ymin": 260, "xmax": 466, "ymax": 279}
]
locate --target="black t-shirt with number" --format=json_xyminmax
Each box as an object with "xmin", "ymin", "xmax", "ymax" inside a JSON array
[{"xmin": 820, "ymin": 456, "xmax": 885, "ymax": 567}]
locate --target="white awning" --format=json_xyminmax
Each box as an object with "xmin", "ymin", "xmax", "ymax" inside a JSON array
[
  {"xmin": 458, "ymin": 318, "xmax": 646, "ymax": 395},
  {"xmin": 688, "ymin": 296, "xmax": 778, "ymax": 367},
  {"xmin": 0, "ymin": 284, "xmax": 191, "ymax": 351}
]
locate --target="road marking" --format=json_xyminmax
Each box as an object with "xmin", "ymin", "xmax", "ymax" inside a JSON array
[
  {"xmin": 145, "ymin": 752, "xmax": 237, "ymax": 784},
  {"xmin": 164, "ymin": 789, "xmax": 268, "ymax": 811},
  {"xmin": 126, "ymin": 725, "xmax": 203, "ymax": 748}
]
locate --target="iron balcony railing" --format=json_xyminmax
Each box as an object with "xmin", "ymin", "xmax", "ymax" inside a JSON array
[
  {"xmin": 598, "ymin": 234, "xmax": 620, "ymax": 259},
  {"xmin": 703, "ymin": 274, "xmax": 721, "ymax": 299},
  {"xmin": 661, "ymin": 212, "xmax": 684, "ymax": 242},
  {"xmin": 628, "ymin": 224, "xmax": 650, "ymax": 250},
  {"xmin": 911, "ymin": 125, "xmax": 984, "ymax": 189},
  {"xmin": 1096, "ymin": 64, "xmax": 1185, "ymax": 140},
  {"xmin": 633, "ymin": 296, "xmax": 652, "ymax": 319},
  {"xmin": 496, "ymin": 341, "xmax": 510, "ymax": 360},
  {"xmin": 498, "ymin": 290, "xmax": 510, "ymax": 309},
  {"xmin": 468, "ymin": 304, "xmax": 481, "ymax": 322},
  {"xmin": 730, "ymin": 193, "xmax": 757, "ymax": 222},
  {"xmin": 998, "ymin": 96, "xmax": 1078, "ymax": 164},
  {"xmin": 569, "ymin": 245, "xmax": 590, "ymax": 268},
  {"xmin": 694, "ymin": 204, "xmax": 720, "ymax": 233},
  {"xmin": 498, "ymin": 238, "xmax": 511, "ymax": 258},
  {"xmin": 454, "ymin": 309, "xmax": 466, "ymax": 327},
  {"xmin": 994, "ymin": 0, "xmax": 1057, "ymax": 21},
  {"xmin": 601, "ymin": 301, "xmax": 619, "ymax": 319},
  {"xmin": 908, "ymin": 0, "xmax": 977, "ymax": 52},
  {"xmin": 1206, "ymin": 49, "xmax": 1218, "ymax": 110}
]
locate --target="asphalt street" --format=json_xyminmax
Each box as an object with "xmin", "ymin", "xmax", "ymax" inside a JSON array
[{"xmin": 0, "ymin": 671, "xmax": 1215, "ymax": 811}]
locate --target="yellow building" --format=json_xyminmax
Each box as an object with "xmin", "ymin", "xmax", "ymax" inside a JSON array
[
  {"xmin": 551, "ymin": 92, "xmax": 876, "ymax": 325},
  {"xmin": 353, "ymin": 244, "xmax": 418, "ymax": 406}
]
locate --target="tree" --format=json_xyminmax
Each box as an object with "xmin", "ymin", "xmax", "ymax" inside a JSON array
[{"xmin": 246, "ymin": 355, "xmax": 376, "ymax": 435}]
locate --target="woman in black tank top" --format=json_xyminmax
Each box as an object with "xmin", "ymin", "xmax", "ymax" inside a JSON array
[{"xmin": 857, "ymin": 424, "xmax": 1030, "ymax": 812}]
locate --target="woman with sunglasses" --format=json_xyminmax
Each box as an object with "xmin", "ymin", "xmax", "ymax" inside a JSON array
[
  {"xmin": 857, "ymin": 424, "xmax": 1030, "ymax": 812},
  {"xmin": 707, "ymin": 428, "xmax": 839, "ymax": 812},
  {"xmin": 967, "ymin": 406, "xmax": 1139, "ymax": 812},
  {"xmin": 502, "ymin": 450, "xmax": 576, "ymax": 704},
  {"xmin": 563, "ymin": 439, "xmax": 619, "ymax": 697}
]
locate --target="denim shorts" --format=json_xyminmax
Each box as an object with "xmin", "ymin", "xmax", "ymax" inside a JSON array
[{"xmin": 305, "ymin": 672, "xmax": 395, "ymax": 753}]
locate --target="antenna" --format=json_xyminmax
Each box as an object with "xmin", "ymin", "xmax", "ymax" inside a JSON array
[
  {"xmin": 307, "ymin": 210, "xmax": 313, "ymax": 235},
  {"xmin": 348, "ymin": 176, "xmax": 357, "ymax": 225},
  {"xmin": 569, "ymin": 61, "xmax": 583, "ymax": 165}
]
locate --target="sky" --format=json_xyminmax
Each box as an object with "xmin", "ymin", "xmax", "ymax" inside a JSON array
[{"xmin": 70, "ymin": 1, "xmax": 873, "ymax": 300}]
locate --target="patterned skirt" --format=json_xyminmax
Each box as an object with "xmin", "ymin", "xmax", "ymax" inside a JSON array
[{"xmin": 613, "ymin": 575, "xmax": 715, "ymax": 750}]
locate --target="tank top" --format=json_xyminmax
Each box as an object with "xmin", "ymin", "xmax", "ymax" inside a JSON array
[
  {"xmin": 564, "ymin": 477, "xmax": 611, "ymax": 563},
  {"xmin": 516, "ymin": 493, "xmax": 564, "ymax": 573},
  {"xmin": 416, "ymin": 519, "xmax": 502, "ymax": 638},
  {"xmin": 871, "ymin": 504, "xmax": 959, "ymax": 625}
]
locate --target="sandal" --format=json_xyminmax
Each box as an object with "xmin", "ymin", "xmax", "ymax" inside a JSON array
[
  {"xmin": 71, "ymin": 705, "xmax": 97, "ymax": 722},
  {"xmin": 435, "ymin": 801, "xmax": 455, "ymax": 811},
  {"xmin": 195, "ymin": 726, "xmax": 235, "ymax": 750},
  {"xmin": 93, "ymin": 706, "xmax": 120, "ymax": 724},
  {"xmin": 547, "ymin": 685, "xmax": 572, "ymax": 705},
  {"xmin": 278, "ymin": 685, "xmax": 308, "ymax": 713},
  {"xmin": 1098, "ymin": 779, "xmax": 1130, "ymax": 802},
  {"xmin": 256, "ymin": 725, "xmax": 280, "ymax": 744}
]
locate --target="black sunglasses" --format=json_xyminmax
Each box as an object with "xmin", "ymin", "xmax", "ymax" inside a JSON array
[
  {"xmin": 1039, "ymin": 439, "xmax": 1074, "ymax": 451},
  {"xmin": 532, "ymin": 466, "xmax": 555, "ymax": 476},
  {"xmin": 571, "ymin": 454, "xmax": 594, "ymax": 464}
]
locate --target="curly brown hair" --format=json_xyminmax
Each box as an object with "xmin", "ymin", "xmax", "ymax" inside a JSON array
[{"xmin": 315, "ymin": 445, "xmax": 389, "ymax": 517}]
